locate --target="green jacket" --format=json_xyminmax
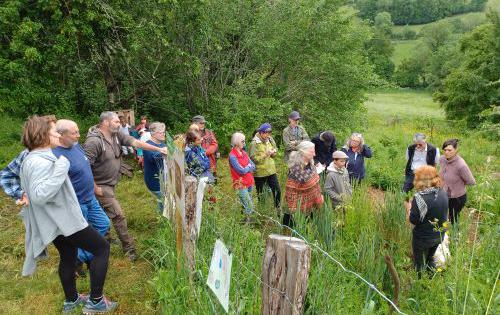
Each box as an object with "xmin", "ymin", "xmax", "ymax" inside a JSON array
[
  {"xmin": 249, "ymin": 134, "xmax": 277, "ymax": 177},
  {"xmin": 282, "ymin": 125, "xmax": 309, "ymax": 162}
]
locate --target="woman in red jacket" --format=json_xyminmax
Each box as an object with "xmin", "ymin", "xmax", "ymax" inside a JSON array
[{"xmin": 228, "ymin": 132, "xmax": 256, "ymax": 223}]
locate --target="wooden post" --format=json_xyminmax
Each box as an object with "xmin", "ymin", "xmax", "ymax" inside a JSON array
[
  {"xmin": 183, "ymin": 176, "xmax": 198, "ymax": 275},
  {"xmin": 261, "ymin": 234, "xmax": 311, "ymax": 315}
]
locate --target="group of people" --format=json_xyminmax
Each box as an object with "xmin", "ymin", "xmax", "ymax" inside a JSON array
[
  {"xmin": 0, "ymin": 113, "xmax": 168, "ymax": 313},
  {"xmin": 403, "ymin": 134, "xmax": 475, "ymax": 277},
  {"xmin": 0, "ymin": 109, "xmax": 477, "ymax": 312},
  {"xmin": 223, "ymin": 111, "xmax": 373, "ymax": 228}
]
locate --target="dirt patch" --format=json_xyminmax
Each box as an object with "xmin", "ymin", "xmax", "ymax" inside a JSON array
[
  {"xmin": 464, "ymin": 208, "xmax": 482, "ymax": 245},
  {"xmin": 368, "ymin": 187, "xmax": 386, "ymax": 208}
]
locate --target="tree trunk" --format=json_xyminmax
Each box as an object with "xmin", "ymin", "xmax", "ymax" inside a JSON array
[{"xmin": 261, "ymin": 234, "xmax": 311, "ymax": 315}]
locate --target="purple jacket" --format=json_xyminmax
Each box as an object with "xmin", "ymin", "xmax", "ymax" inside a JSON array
[{"xmin": 439, "ymin": 155, "xmax": 475, "ymax": 198}]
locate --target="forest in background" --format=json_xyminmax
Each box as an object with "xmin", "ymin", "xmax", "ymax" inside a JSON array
[{"xmin": 1, "ymin": 0, "xmax": 498, "ymax": 151}]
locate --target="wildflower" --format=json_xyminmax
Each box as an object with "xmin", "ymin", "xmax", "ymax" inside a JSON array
[
  {"xmin": 442, "ymin": 221, "xmax": 449, "ymax": 229},
  {"xmin": 437, "ymin": 268, "xmax": 443, "ymax": 273}
]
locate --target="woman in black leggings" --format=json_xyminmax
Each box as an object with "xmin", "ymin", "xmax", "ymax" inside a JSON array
[{"xmin": 19, "ymin": 116, "xmax": 116, "ymax": 313}]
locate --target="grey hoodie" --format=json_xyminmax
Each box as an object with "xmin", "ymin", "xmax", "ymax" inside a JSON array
[
  {"xmin": 324, "ymin": 163, "xmax": 352, "ymax": 208},
  {"xmin": 20, "ymin": 149, "xmax": 88, "ymax": 276},
  {"xmin": 84, "ymin": 125, "xmax": 135, "ymax": 186}
]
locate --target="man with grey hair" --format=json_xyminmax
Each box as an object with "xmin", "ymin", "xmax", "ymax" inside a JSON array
[
  {"xmin": 84, "ymin": 112, "xmax": 168, "ymax": 261},
  {"xmin": 403, "ymin": 133, "xmax": 440, "ymax": 193},
  {"xmin": 53, "ymin": 119, "xmax": 110, "ymax": 273}
]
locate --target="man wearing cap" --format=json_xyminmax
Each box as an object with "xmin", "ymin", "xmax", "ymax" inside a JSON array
[
  {"xmin": 311, "ymin": 131, "xmax": 337, "ymax": 167},
  {"xmin": 282, "ymin": 111, "xmax": 309, "ymax": 163},
  {"xmin": 403, "ymin": 133, "xmax": 440, "ymax": 193},
  {"xmin": 249, "ymin": 123, "xmax": 281, "ymax": 209},
  {"xmin": 192, "ymin": 115, "xmax": 219, "ymax": 178},
  {"xmin": 325, "ymin": 150, "xmax": 352, "ymax": 209}
]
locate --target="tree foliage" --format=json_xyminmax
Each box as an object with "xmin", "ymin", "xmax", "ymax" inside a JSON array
[
  {"xmin": 366, "ymin": 12, "xmax": 395, "ymax": 80},
  {"xmin": 435, "ymin": 12, "xmax": 500, "ymax": 127},
  {"xmin": 354, "ymin": 0, "xmax": 488, "ymax": 25},
  {"xmin": 0, "ymin": 0, "xmax": 374, "ymax": 150}
]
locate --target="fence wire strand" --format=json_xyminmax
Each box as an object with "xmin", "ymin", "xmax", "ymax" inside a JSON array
[{"xmin": 155, "ymin": 156, "xmax": 408, "ymax": 314}]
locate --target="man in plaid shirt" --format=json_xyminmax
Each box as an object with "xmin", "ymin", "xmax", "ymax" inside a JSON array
[{"xmin": 0, "ymin": 149, "xmax": 29, "ymax": 205}]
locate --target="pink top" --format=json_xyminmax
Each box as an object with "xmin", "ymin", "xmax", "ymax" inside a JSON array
[{"xmin": 439, "ymin": 155, "xmax": 475, "ymax": 198}]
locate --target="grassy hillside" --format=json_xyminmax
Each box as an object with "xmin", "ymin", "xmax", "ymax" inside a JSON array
[
  {"xmin": 392, "ymin": 0, "xmax": 499, "ymax": 34},
  {"xmin": 391, "ymin": 0, "xmax": 500, "ymax": 67},
  {"xmin": 391, "ymin": 40, "xmax": 419, "ymax": 67},
  {"xmin": 0, "ymin": 90, "xmax": 498, "ymax": 314},
  {"xmin": 146, "ymin": 90, "xmax": 499, "ymax": 314}
]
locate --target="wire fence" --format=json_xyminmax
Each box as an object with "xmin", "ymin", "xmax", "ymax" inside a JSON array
[{"xmin": 152, "ymin": 149, "xmax": 408, "ymax": 314}]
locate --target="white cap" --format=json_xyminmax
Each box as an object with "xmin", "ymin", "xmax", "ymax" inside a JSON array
[{"xmin": 332, "ymin": 150, "xmax": 348, "ymax": 159}]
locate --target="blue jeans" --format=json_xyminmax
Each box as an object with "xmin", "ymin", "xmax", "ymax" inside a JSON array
[
  {"xmin": 151, "ymin": 190, "xmax": 164, "ymax": 214},
  {"xmin": 237, "ymin": 186, "xmax": 254, "ymax": 215},
  {"xmin": 78, "ymin": 196, "xmax": 110, "ymax": 263}
]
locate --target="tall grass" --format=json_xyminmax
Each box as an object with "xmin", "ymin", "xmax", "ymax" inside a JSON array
[{"xmin": 144, "ymin": 90, "xmax": 498, "ymax": 314}]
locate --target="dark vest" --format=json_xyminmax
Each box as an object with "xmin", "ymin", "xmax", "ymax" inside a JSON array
[{"xmin": 405, "ymin": 143, "xmax": 437, "ymax": 175}]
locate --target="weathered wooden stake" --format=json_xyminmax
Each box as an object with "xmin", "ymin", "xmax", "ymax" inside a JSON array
[
  {"xmin": 261, "ymin": 234, "xmax": 311, "ymax": 315},
  {"xmin": 183, "ymin": 176, "xmax": 198, "ymax": 275}
]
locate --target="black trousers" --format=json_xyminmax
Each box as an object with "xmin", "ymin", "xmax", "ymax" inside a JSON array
[
  {"xmin": 255, "ymin": 174, "xmax": 281, "ymax": 209},
  {"xmin": 449, "ymin": 194, "xmax": 467, "ymax": 225},
  {"xmin": 412, "ymin": 237, "xmax": 439, "ymax": 278},
  {"xmin": 402, "ymin": 172, "xmax": 415, "ymax": 193},
  {"xmin": 53, "ymin": 226, "xmax": 110, "ymax": 301}
]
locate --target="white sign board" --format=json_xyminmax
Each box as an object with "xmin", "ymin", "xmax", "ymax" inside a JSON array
[{"xmin": 207, "ymin": 239, "xmax": 232, "ymax": 313}]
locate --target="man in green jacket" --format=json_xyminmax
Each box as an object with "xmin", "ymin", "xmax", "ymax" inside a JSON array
[
  {"xmin": 282, "ymin": 111, "xmax": 309, "ymax": 163},
  {"xmin": 249, "ymin": 123, "xmax": 281, "ymax": 209}
]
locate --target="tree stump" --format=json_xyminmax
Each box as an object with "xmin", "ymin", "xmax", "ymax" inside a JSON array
[
  {"xmin": 183, "ymin": 176, "xmax": 198, "ymax": 275},
  {"xmin": 261, "ymin": 234, "xmax": 311, "ymax": 315}
]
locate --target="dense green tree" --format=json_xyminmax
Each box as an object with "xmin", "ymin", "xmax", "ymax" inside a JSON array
[
  {"xmin": 0, "ymin": 0, "xmax": 374, "ymax": 150},
  {"xmin": 353, "ymin": 0, "xmax": 488, "ymax": 25},
  {"xmin": 420, "ymin": 20, "xmax": 454, "ymax": 52},
  {"xmin": 365, "ymin": 12, "xmax": 394, "ymax": 80},
  {"xmin": 435, "ymin": 12, "xmax": 500, "ymax": 127}
]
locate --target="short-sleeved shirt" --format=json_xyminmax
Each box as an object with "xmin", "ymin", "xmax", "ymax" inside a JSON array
[
  {"xmin": 143, "ymin": 140, "xmax": 165, "ymax": 192},
  {"xmin": 52, "ymin": 144, "xmax": 95, "ymax": 203}
]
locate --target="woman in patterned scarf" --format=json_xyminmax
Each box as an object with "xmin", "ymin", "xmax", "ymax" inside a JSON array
[
  {"xmin": 283, "ymin": 141, "xmax": 324, "ymax": 228},
  {"xmin": 408, "ymin": 165, "xmax": 448, "ymax": 278}
]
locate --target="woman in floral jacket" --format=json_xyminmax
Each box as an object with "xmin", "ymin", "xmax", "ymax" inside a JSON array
[{"xmin": 184, "ymin": 131, "xmax": 214, "ymax": 183}]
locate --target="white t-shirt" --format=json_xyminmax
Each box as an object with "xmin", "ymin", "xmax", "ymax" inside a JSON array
[{"xmin": 406, "ymin": 144, "xmax": 440, "ymax": 171}]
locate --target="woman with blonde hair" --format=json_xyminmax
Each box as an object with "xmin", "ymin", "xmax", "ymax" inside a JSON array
[
  {"xmin": 341, "ymin": 132, "xmax": 372, "ymax": 184},
  {"xmin": 409, "ymin": 165, "xmax": 448, "ymax": 278}
]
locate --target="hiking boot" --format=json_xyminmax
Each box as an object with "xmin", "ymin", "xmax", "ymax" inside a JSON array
[
  {"xmin": 125, "ymin": 249, "xmax": 137, "ymax": 262},
  {"xmin": 75, "ymin": 261, "xmax": 87, "ymax": 278},
  {"xmin": 82, "ymin": 296, "xmax": 117, "ymax": 314},
  {"xmin": 106, "ymin": 238, "xmax": 120, "ymax": 246},
  {"xmin": 63, "ymin": 294, "xmax": 88, "ymax": 313}
]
